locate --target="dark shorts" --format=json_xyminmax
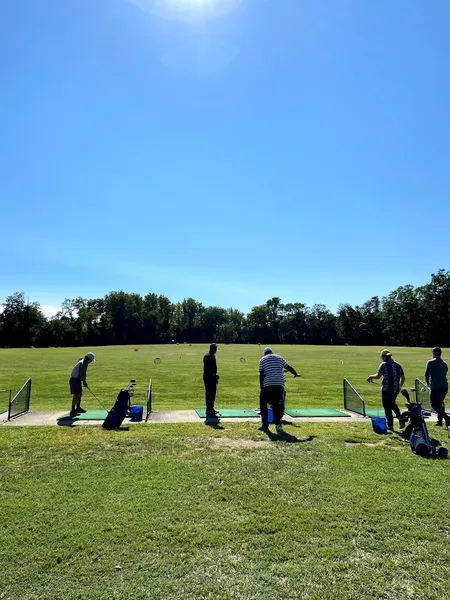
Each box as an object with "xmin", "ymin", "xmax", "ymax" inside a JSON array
[{"xmin": 69, "ymin": 378, "xmax": 82, "ymax": 395}]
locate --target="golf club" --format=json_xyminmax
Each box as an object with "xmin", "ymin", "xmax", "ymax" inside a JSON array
[{"xmin": 86, "ymin": 386, "xmax": 109, "ymax": 411}]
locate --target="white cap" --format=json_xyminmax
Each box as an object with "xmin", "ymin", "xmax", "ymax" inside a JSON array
[
  {"xmin": 264, "ymin": 347, "xmax": 273, "ymax": 355},
  {"xmin": 86, "ymin": 352, "xmax": 95, "ymax": 362}
]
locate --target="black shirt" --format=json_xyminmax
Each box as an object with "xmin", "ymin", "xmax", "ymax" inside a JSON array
[{"xmin": 203, "ymin": 352, "xmax": 217, "ymax": 380}]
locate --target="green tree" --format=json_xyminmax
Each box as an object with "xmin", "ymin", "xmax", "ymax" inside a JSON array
[
  {"xmin": 0, "ymin": 292, "xmax": 47, "ymax": 347},
  {"xmin": 381, "ymin": 285, "xmax": 423, "ymax": 346},
  {"xmin": 279, "ymin": 303, "xmax": 308, "ymax": 343},
  {"xmin": 246, "ymin": 304, "xmax": 271, "ymax": 343}
]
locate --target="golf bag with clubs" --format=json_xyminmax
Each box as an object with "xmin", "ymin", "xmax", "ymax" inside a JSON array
[
  {"xmin": 102, "ymin": 380, "xmax": 136, "ymax": 430},
  {"xmin": 400, "ymin": 389, "xmax": 433, "ymax": 457}
]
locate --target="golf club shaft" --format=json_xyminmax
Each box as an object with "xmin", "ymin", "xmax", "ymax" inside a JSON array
[{"xmin": 87, "ymin": 386, "xmax": 108, "ymax": 411}]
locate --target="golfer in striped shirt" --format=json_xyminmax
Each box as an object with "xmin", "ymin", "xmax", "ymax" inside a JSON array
[{"xmin": 259, "ymin": 347, "xmax": 301, "ymax": 433}]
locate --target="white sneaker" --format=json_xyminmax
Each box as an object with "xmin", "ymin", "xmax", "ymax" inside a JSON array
[{"xmin": 275, "ymin": 424, "xmax": 284, "ymax": 433}]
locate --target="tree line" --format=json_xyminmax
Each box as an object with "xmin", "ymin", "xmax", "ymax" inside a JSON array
[{"xmin": 1, "ymin": 270, "xmax": 450, "ymax": 348}]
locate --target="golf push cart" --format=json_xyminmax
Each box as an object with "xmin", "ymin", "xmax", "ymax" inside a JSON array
[{"xmin": 400, "ymin": 389, "xmax": 448, "ymax": 459}]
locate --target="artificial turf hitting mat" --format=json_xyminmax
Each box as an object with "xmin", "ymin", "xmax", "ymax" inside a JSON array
[
  {"xmin": 195, "ymin": 408, "xmax": 259, "ymax": 419},
  {"xmin": 284, "ymin": 408, "xmax": 349, "ymax": 418},
  {"xmin": 58, "ymin": 410, "xmax": 109, "ymax": 421},
  {"xmin": 365, "ymin": 409, "xmax": 392, "ymax": 419}
]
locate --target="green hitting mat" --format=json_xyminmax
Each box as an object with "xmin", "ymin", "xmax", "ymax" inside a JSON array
[
  {"xmin": 58, "ymin": 410, "xmax": 109, "ymax": 421},
  {"xmin": 285, "ymin": 408, "xmax": 349, "ymax": 418},
  {"xmin": 365, "ymin": 409, "xmax": 391, "ymax": 419},
  {"xmin": 195, "ymin": 408, "xmax": 259, "ymax": 419}
]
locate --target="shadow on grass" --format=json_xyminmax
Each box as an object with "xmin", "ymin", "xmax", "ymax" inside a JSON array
[
  {"xmin": 57, "ymin": 418, "xmax": 130, "ymax": 431},
  {"xmin": 265, "ymin": 430, "xmax": 316, "ymax": 444},
  {"xmin": 57, "ymin": 418, "xmax": 77, "ymax": 428},
  {"xmin": 204, "ymin": 420, "xmax": 226, "ymax": 431}
]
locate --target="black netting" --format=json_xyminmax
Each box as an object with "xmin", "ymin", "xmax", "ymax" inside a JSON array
[
  {"xmin": 415, "ymin": 379, "xmax": 432, "ymax": 412},
  {"xmin": 8, "ymin": 379, "xmax": 31, "ymax": 419},
  {"xmin": 343, "ymin": 379, "xmax": 365, "ymax": 416}
]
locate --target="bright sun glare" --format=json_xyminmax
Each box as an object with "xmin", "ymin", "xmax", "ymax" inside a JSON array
[{"xmin": 129, "ymin": 0, "xmax": 242, "ymax": 21}]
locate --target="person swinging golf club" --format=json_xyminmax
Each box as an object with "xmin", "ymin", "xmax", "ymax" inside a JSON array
[
  {"xmin": 366, "ymin": 349, "xmax": 405, "ymax": 432},
  {"xmin": 69, "ymin": 352, "xmax": 95, "ymax": 418},
  {"xmin": 258, "ymin": 347, "xmax": 301, "ymax": 433}
]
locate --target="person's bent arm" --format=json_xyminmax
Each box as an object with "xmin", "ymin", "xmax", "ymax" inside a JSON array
[
  {"xmin": 366, "ymin": 373, "xmax": 382, "ymax": 383},
  {"xmin": 286, "ymin": 365, "xmax": 301, "ymax": 378}
]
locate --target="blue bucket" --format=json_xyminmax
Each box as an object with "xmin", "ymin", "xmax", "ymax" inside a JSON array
[
  {"xmin": 267, "ymin": 407, "xmax": 275, "ymax": 424},
  {"xmin": 371, "ymin": 417, "xmax": 387, "ymax": 434},
  {"xmin": 130, "ymin": 405, "xmax": 143, "ymax": 422}
]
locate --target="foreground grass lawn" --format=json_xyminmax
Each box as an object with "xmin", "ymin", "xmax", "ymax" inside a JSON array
[
  {"xmin": 0, "ymin": 344, "xmax": 440, "ymax": 412},
  {"xmin": 1, "ymin": 422, "xmax": 450, "ymax": 600}
]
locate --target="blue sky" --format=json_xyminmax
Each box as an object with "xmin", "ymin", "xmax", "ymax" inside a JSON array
[{"xmin": 2, "ymin": 0, "xmax": 450, "ymax": 317}]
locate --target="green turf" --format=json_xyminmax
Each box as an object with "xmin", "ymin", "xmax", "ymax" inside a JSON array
[
  {"xmin": 195, "ymin": 408, "xmax": 259, "ymax": 418},
  {"xmin": 284, "ymin": 408, "xmax": 349, "ymax": 418},
  {"xmin": 1, "ymin": 422, "xmax": 450, "ymax": 600},
  {"xmin": 0, "ymin": 410, "xmax": 6, "ymax": 416},
  {"xmin": 58, "ymin": 410, "xmax": 109, "ymax": 421},
  {"xmin": 365, "ymin": 408, "xmax": 389, "ymax": 419},
  {"xmin": 0, "ymin": 344, "xmax": 439, "ymax": 413}
]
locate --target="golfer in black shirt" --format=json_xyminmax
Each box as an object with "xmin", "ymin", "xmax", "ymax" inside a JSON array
[{"xmin": 203, "ymin": 343, "xmax": 219, "ymax": 416}]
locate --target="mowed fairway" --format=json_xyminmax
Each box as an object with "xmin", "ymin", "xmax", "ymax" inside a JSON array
[
  {"xmin": 0, "ymin": 344, "xmax": 441, "ymax": 413},
  {"xmin": 1, "ymin": 422, "xmax": 450, "ymax": 600},
  {"xmin": 1, "ymin": 346, "xmax": 450, "ymax": 599}
]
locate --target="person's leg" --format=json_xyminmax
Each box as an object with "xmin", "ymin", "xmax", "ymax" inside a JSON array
[
  {"xmin": 205, "ymin": 380, "xmax": 217, "ymax": 414},
  {"xmin": 259, "ymin": 388, "xmax": 269, "ymax": 430},
  {"xmin": 442, "ymin": 389, "xmax": 450, "ymax": 426},
  {"xmin": 272, "ymin": 386, "xmax": 285, "ymax": 426},
  {"xmin": 76, "ymin": 388, "xmax": 86, "ymax": 413},
  {"xmin": 430, "ymin": 389, "xmax": 448, "ymax": 425},
  {"xmin": 210, "ymin": 381, "xmax": 217, "ymax": 412},
  {"xmin": 70, "ymin": 378, "xmax": 81, "ymax": 417},
  {"xmin": 205, "ymin": 380, "xmax": 211, "ymax": 412},
  {"xmin": 382, "ymin": 391, "xmax": 395, "ymax": 429},
  {"xmin": 391, "ymin": 393, "xmax": 403, "ymax": 427}
]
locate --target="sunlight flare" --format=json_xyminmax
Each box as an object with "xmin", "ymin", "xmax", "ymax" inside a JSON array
[{"xmin": 128, "ymin": 0, "xmax": 243, "ymax": 21}]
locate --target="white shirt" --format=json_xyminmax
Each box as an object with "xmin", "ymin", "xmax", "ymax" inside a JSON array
[{"xmin": 70, "ymin": 360, "xmax": 87, "ymax": 379}]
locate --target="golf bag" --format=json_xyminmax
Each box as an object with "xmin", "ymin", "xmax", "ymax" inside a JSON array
[
  {"xmin": 102, "ymin": 389, "xmax": 132, "ymax": 430},
  {"xmin": 401, "ymin": 389, "xmax": 432, "ymax": 457}
]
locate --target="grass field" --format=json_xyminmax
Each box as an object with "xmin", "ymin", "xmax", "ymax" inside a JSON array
[
  {"xmin": 2, "ymin": 345, "xmax": 450, "ymax": 599},
  {"xmin": 0, "ymin": 344, "xmax": 440, "ymax": 412},
  {"xmin": 2, "ymin": 423, "xmax": 450, "ymax": 600}
]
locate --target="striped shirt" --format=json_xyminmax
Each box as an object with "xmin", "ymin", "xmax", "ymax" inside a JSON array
[{"xmin": 259, "ymin": 354, "xmax": 288, "ymax": 387}]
